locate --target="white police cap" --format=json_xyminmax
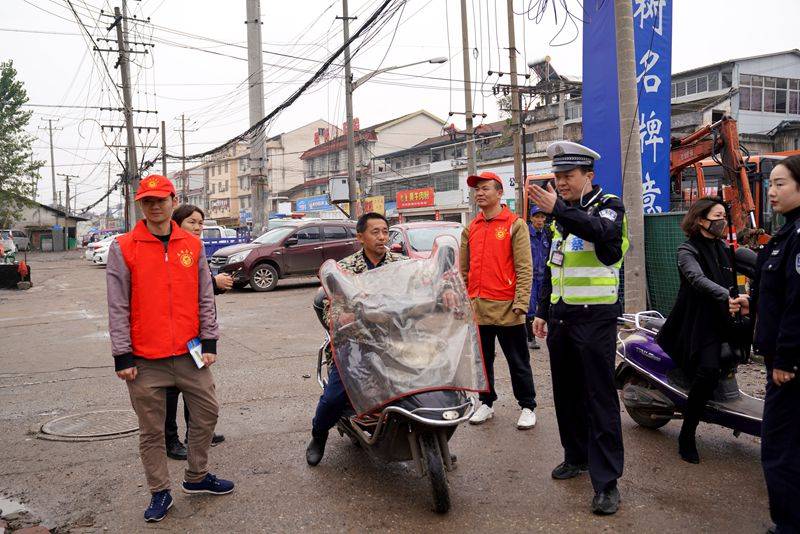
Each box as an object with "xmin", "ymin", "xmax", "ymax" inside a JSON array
[{"xmin": 547, "ymin": 141, "xmax": 601, "ymax": 172}]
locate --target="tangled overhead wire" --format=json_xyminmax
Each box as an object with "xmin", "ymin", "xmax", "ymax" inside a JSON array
[
  {"xmin": 139, "ymin": 0, "xmax": 405, "ymax": 173},
  {"xmin": 515, "ymin": 0, "xmax": 597, "ymax": 47}
]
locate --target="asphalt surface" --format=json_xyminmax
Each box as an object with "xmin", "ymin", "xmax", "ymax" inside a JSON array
[{"xmin": 0, "ymin": 251, "xmax": 771, "ymax": 532}]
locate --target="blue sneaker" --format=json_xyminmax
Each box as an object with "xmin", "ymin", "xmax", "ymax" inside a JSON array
[
  {"xmin": 144, "ymin": 490, "xmax": 173, "ymax": 522},
  {"xmin": 182, "ymin": 473, "xmax": 234, "ymax": 495}
]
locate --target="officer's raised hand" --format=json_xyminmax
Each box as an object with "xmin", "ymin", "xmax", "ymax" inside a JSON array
[{"xmin": 527, "ymin": 182, "xmax": 558, "ymax": 214}]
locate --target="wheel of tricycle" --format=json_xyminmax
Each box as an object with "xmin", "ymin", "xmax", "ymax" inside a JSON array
[
  {"xmin": 623, "ymin": 376, "xmax": 671, "ymax": 430},
  {"xmin": 249, "ymin": 263, "xmax": 278, "ymax": 292},
  {"xmin": 419, "ymin": 432, "xmax": 450, "ymax": 514}
]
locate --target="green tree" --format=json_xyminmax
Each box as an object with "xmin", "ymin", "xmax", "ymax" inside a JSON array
[{"xmin": 0, "ymin": 60, "xmax": 42, "ymax": 227}]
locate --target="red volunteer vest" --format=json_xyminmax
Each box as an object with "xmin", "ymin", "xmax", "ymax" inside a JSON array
[
  {"xmin": 467, "ymin": 206, "xmax": 518, "ymax": 301},
  {"xmin": 116, "ymin": 220, "xmax": 203, "ymax": 359}
]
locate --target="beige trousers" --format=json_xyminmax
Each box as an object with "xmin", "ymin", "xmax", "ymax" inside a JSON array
[{"xmin": 126, "ymin": 355, "xmax": 218, "ymax": 492}]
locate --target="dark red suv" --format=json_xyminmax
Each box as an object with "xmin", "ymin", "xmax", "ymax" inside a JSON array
[{"xmin": 210, "ymin": 220, "xmax": 359, "ymax": 291}]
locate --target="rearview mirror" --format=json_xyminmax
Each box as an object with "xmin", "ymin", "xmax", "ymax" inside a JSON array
[{"xmin": 284, "ymin": 237, "xmax": 298, "ymax": 247}]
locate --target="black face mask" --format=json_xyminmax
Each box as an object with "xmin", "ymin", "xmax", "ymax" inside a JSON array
[{"xmin": 704, "ymin": 218, "xmax": 727, "ymax": 238}]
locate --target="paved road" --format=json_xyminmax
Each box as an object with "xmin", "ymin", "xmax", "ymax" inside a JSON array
[{"xmin": 0, "ymin": 252, "xmax": 770, "ymax": 532}]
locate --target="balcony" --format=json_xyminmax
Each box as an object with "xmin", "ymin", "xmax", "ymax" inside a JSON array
[{"xmin": 371, "ymin": 162, "xmax": 440, "ymax": 182}]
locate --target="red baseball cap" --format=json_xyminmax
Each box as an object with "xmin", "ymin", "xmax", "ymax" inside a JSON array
[
  {"xmin": 135, "ymin": 175, "xmax": 176, "ymax": 200},
  {"xmin": 467, "ymin": 171, "xmax": 503, "ymax": 188}
]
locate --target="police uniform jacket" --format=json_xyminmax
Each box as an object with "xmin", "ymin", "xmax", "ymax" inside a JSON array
[
  {"xmin": 535, "ymin": 185, "xmax": 626, "ymax": 323},
  {"xmin": 753, "ymin": 205, "xmax": 800, "ymax": 373}
]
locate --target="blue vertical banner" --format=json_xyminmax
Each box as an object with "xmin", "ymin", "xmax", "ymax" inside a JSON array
[
  {"xmin": 633, "ymin": 0, "xmax": 672, "ymax": 213},
  {"xmin": 581, "ymin": 0, "xmax": 622, "ymax": 197}
]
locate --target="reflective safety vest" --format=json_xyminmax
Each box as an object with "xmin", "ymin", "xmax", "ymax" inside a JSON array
[{"xmin": 548, "ymin": 194, "xmax": 629, "ymax": 305}]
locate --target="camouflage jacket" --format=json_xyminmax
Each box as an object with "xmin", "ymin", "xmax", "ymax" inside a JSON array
[{"xmin": 321, "ymin": 249, "xmax": 406, "ymax": 329}]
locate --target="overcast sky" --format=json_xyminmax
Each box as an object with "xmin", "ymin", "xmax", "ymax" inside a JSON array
[{"xmin": 2, "ymin": 0, "xmax": 798, "ymax": 211}]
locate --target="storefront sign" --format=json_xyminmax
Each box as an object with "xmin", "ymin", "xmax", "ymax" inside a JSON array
[
  {"xmin": 396, "ymin": 187, "xmax": 435, "ymax": 209},
  {"xmin": 295, "ymin": 194, "xmax": 332, "ymax": 212},
  {"xmin": 362, "ymin": 195, "xmax": 385, "ymax": 215}
]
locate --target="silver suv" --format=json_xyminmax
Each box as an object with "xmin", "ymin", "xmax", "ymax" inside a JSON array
[{"xmin": 1, "ymin": 230, "xmax": 29, "ymax": 251}]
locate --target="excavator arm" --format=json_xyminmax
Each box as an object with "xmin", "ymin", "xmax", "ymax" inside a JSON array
[{"xmin": 670, "ymin": 116, "xmax": 757, "ymax": 231}]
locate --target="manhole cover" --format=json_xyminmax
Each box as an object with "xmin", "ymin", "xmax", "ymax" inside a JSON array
[{"xmin": 39, "ymin": 410, "xmax": 138, "ymax": 442}]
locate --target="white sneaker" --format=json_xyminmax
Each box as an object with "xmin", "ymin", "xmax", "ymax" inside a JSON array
[
  {"xmin": 517, "ymin": 408, "xmax": 537, "ymax": 429},
  {"xmin": 469, "ymin": 404, "xmax": 494, "ymax": 425}
]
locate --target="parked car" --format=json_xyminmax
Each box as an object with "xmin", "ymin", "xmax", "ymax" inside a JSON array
[
  {"xmin": 85, "ymin": 234, "xmax": 120, "ymax": 261},
  {"xmin": 1, "ymin": 229, "xmax": 30, "ymax": 251},
  {"xmin": 388, "ymin": 221, "xmax": 464, "ymax": 259},
  {"xmin": 210, "ymin": 220, "xmax": 359, "ymax": 292},
  {"xmin": 92, "ymin": 241, "xmax": 112, "ymax": 266}
]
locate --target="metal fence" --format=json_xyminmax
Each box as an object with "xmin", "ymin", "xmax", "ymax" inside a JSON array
[{"xmin": 644, "ymin": 211, "xmax": 687, "ymax": 316}]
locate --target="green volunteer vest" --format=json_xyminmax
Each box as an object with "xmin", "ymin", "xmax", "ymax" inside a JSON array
[{"xmin": 548, "ymin": 194, "xmax": 629, "ymax": 305}]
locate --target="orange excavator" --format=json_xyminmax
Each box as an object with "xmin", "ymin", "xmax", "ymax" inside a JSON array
[{"xmin": 669, "ymin": 116, "xmax": 759, "ymax": 239}]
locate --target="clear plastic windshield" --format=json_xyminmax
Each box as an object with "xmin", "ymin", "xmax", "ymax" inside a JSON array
[{"xmin": 319, "ymin": 235, "xmax": 488, "ymax": 416}]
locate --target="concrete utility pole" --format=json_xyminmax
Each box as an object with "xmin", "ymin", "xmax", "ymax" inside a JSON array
[
  {"xmin": 57, "ymin": 174, "xmax": 78, "ymax": 215},
  {"xmin": 341, "ymin": 0, "xmax": 358, "ymax": 218},
  {"xmin": 161, "ymin": 120, "xmax": 167, "ymax": 177},
  {"xmin": 459, "ymin": 0, "xmax": 478, "ymax": 220},
  {"xmin": 180, "ymin": 114, "xmax": 187, "ymax": 201},
  {"xmin": 506, "ymin": 0, "xmax": 524, "ymax": 217},
  {"xmin": 106, "ymin": 162, "xmax": 112, "ymax": 228},
  {"xmin": 115, "ymin": 5, "xmax": 139, "ymax": 230},
  {"xmin": 613, "ymin": 0, "xmax": 648, "ymax": 311},
  {"xmin": 246, "ymin": 0, "xmax": 267, "ymax": 233},
  {"xmin": 39, "ymin": 118, "xmax": 62, "ymax": 207}
]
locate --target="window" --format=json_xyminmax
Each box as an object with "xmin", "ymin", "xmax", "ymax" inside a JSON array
[
  {"xmin": 740, "ymin": 87, "xmax": 751, "ymax": 111},
  {"xmin": 697, "ymin": 76, "xmax": 707, "ymax": 93},
  {"xmin": 721, "ymin": 68, "xmax": 733, "ymax": 88},
  {"xmin": 764, "ymin": 89, "xmax": 776, "ymax": 112},
  {"xmin": 790, "ymin": 92, "xmax": 800, "ymax": 115},
  {"xmin": 323, "ymin": 226, "xmax": 348, "ymax": 240},
  {"xmin": 776, "ymin": 89, "xmax": 787, "ymax": 113},
  {"xmin": 764, "ymin": 76, "xmax": 777, "ymax": 88},
  {"xmin": 348, "ymin": 227, "xmax": 357, "ymax": 237},
  {"xmin": 751, "ymin": 75, "xmax": 763, "ymax": 87},
  {"xmin": 751, "ymin": 87, "xmax": 763, "ymax": 111},
  {"xmin": 687, "ymin": 78, "xmax": 697, "ymax": 95},
  {"xmin": 708, "ymin": 73, "xmax": 719, "ymax": 91},
  {"xmin": 675, "ymin": 81, "xmax": 686, "ymax": 97},
  {"xmin": 294, "ymin": 226, "xmax": 321, "ymax": 243},
  {"xmin": 224, "ymin": 161, "xmax": 229, "ymax": 173}
]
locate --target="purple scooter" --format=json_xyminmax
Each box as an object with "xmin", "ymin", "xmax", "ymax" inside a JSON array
[{"xmin": 614, "ymin": 248, "xmax": 763, "ymax": 437}]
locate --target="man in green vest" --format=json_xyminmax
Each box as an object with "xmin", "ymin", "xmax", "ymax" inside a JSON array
[{"xmin": 528, "ymin": 141, "xmax": 629, "ymax": 516}]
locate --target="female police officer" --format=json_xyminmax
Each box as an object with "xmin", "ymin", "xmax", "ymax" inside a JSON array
[
  {"xmin": 745, "ymin": 154, "xmax": 800, "ymax": 532},
  {"xmin": 528, "ymin": 141, "xmax": 628, "ymax": 516}
]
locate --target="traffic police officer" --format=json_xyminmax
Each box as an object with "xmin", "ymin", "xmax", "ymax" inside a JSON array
[
  {"xmin": 528, "ymin": 141, "xmax": 628, "ymax": 516},
  {"xmin": 749, "ymin": 155, "xmax": 800, "ymax": 533}
]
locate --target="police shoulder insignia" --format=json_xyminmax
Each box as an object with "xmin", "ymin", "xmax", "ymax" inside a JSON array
[{"xmin": 599, "ymin": 208, "xmax": 618, "ymax": 221}]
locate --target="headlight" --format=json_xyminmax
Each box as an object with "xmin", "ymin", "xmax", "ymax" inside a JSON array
[{"xmin": 227, "ymin": 250, "xmax": 251, "ymax": 264}]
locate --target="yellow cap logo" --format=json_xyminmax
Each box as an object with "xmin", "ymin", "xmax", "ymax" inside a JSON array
[
  {"xmin": 178, "ymin": 249, "xmax": 194, "ymax": 268},
  {"xmin": 147, "ymin": 178, "xmax": 159, "ymax": 188},
  {"xmin": 495, "ymin": 228, "xmax": 508, "ymax": 240}
]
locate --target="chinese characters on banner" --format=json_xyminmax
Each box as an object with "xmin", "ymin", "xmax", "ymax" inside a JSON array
[
  {"xmin": 633, "ymin": 0, "xmax": 672, "ymax": 213},
  {"xmin": 396, "ymin": 188, "xmax": 435, "ymax": 209}
]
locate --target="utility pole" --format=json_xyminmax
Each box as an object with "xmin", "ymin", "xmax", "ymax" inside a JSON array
[
  {"xmin": 459, "ymin": 0, "xmax": 478, "ymax": 220},
  {"xmin": 506, "ymin": 0, "xmax": 524, "ymax": 217},
  {"xmin": 161, "ymin": 120, "xmax": 167, "ymax": 176},
  {"xmin": 39, "ymin": 118, "xmax": 62, "ymax": 207},
  {"xmin": 106, "ymin": 162, "xmax": 112, "ymax": 228},
  {"xmin": 246, "ymin": 0, "xmax": 267, "ymax": 232},
  {"xmin": 181, "ymin": 114, "xmax": 187, "ymax": 201},
  {"xmin": 340, "ymin": 0, "xmax": 358, "ymax": 218},
  {"xmin": 614, "ymin": 0, "xmax": 647, "ymax": 311},
  {"xmin": 57, "ymin": 174, "xmax": 78, "ymax": 215},
  {"xmin": 114, "ymin": 4, "xmax": 139, "ymax": 230}
]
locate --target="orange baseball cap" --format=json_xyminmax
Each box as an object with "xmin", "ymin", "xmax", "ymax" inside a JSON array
[
  {"xmin": 135, "ymin": 175, "xmax": 176, "ymax": 200},
  {"xmin": 466, "ymin": 171, "xmax": 503, "ymax": 188}
]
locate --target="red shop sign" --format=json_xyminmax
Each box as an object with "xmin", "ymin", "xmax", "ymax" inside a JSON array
[{"xmin": 396, "ymin": 187, "xmax": 435, "ymax": 209}]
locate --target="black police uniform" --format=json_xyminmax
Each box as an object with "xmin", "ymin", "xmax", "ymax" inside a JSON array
[
  {"xmin": 752, "ymin": 205, "xmax": 800, "ymax": 531},
  {"xmin": 536, "ymin": 185, "xmax": 626, "ymax": 494}
]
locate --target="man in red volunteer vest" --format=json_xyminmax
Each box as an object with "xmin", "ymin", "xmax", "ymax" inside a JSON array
[
  {"xmin": 106, "ymin": 175, "xmax": 234, "ymax": 523},
  {"xmin": 459, "ymin": 171, "xmax": 537, "ymax": 429}
]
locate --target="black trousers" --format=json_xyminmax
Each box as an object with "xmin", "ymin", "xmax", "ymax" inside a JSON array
[
  {"xmin": 762, "ymin": 373, "xmax": 800, "ymax": 532},
  {"xmin": 478, "ymin": 324, "xmax": 537, "ymax": 410},
  {"xmin": 547, "ymin": 318, "xmax": 624, "ymax": 493},
  {"xmin": 165, "ymin": 385, "xmax": 190, "ymax": 444}
]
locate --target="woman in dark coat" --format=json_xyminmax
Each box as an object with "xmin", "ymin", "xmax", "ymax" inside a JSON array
[{"xmin": 656, "ymin": 197, "xmax": 746, "ymax": 464}]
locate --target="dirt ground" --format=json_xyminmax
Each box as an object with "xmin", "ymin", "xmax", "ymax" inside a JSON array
[{"xmin": 0, "ymin": 251, "xmax": 772, "ymax": 533}]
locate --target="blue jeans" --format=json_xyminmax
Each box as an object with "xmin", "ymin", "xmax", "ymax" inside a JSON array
[{"xmin": 311, "ymin": 363, "xmax": 351, "ymax": 434}]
